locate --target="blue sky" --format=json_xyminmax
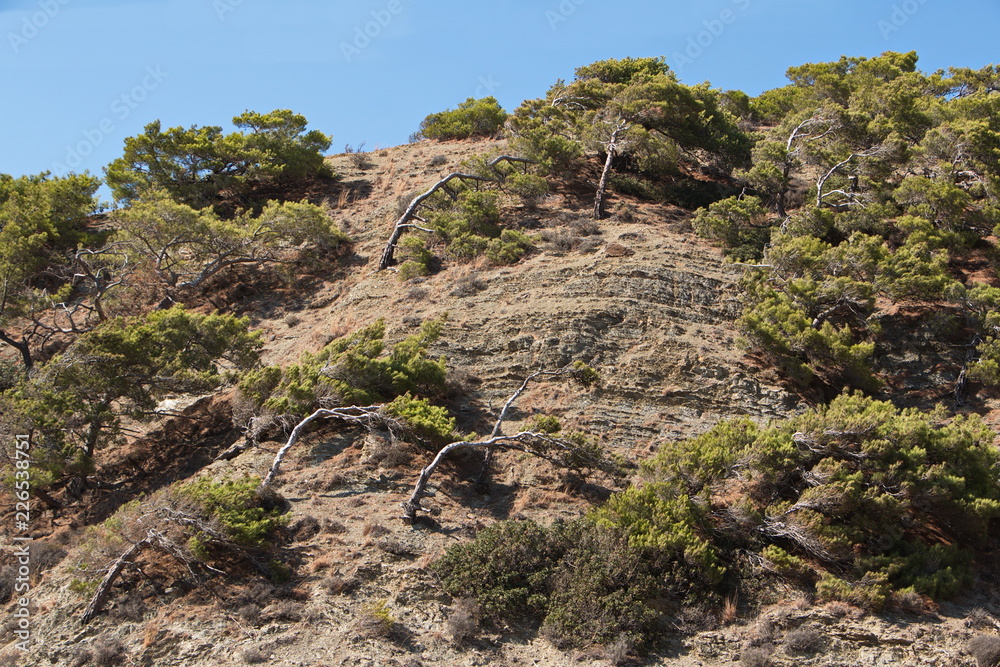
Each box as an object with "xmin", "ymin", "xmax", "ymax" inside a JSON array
[{"xmin": 2, "ymin": 0, "xmax": 998, "ymax": 194}]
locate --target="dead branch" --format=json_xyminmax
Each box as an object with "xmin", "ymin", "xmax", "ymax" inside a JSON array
[
  {"xmin": 476, "ymin": 365, "xmax": 591, "ymax": 487},
  {"xmin": 810, "ymin": 299, "xmax": 870, "ymax": 329},
  {"xmin": 378, "ymin": 155, "xmax": 535, "ymax": 271},
  {"xmin": 403, "ymin": 364, "xmax": 600, "ymax": 523},
  {"xmin": 259, "ymin": 405, "xmax": 384, "ymax": 488},
  {"xmin": 816, "ymin": 146, "xmax": 883, "ymax": 208},
  {"xmin": 402, "ymin": 430, "xmax": 600, "ymax": 523},
  {"xmin": 593, "ymin": 120, "xmax": 628, "ymax": 220},
  {"xmin": 759, "ymin": 517, "xmax": 840, "ymax": 564},
  {"xmin": 81, "ymin": 536, "xmax": 152, "ymax": 624}
]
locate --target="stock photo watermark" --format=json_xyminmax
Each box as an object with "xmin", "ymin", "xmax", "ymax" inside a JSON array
[
  {"xmin": 546, "ymin": 0, "xmax": 586, "ymax": 31},
  {"xmin": 9, "ymin": 434, "xmax": 33, "ymax": 652},
  {"xmin": 52, "ymin": 65, "xmax": 168, "ymax": 173},
  {"xmin": 668, "ymin": 0, "xmax": 752, "ymax": 74},
  {"xmin": 7, "ymin": 0, "xmax": 71, "ymax": 53},
  {"xmin": 340, "ymin": 0, "xmax": 411, "ymax": 63},
  {"xmin": 475, "ymin": 74, "xmax": 501, "ymax": 98},
  {"xmin": 213, "ymin": 0, "xmax": 244, "ymax": 21},
  {"xmin": 878, "ymin": 0, "xmax": 930, "ymax": 39}
]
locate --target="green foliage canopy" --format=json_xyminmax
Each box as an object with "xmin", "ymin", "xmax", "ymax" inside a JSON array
[
  {"xmin": 419, "ymin": 97, "xmax": 508, "ymax": 141},
  {"xmin": 5, "ymin": 307, "xmax": 262, "ymax": 479},
  {"xmin": 105, "ymin": 109, "xmax": 332, "ymax": 210}
]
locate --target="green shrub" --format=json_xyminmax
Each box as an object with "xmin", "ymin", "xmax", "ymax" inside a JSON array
[
  {"xmin": 434, "ymin": 519, "xmax": 561, "ymax": 620},
  {"xmin": 399, "ymin": 189, "xmax": 535, "ymax": 270},
  {"xmin": 692, "ymin": 195, "xmax": 773, "ymax": 261},
  {"xmin": 745, "ymin": 393, "xmax": 1000, "ymax": 597},
  {"xmin": 593, "ymin": 485, "xmax": 725, "ymax": 590},
  {"xmin": 239, "ymin": 317, "xmax": 448, "ymax": 416},
  {"xmin": 436, "ymin": 394, "xmax": 1000, "ymax": 649},
  {"xmin": 397, "ymin": 235, "xmax": 434, "ymax": 280},
  {"xmin": 642, "ymin": 418, "xmax": 757, "ymax": 493},
  {"xmin": 419, "ymin": 97, "xmax": 507, "ymax": 141},
  {"xmin": 531, "ymin": 415, "xmax": 562, "ymax": 434},
  {"xmin": 815, "ymin": 572, "xmax": 890, "ymax": 610},
  {"xmin": 268, "ymin": 559, "xmax": 293, "ymax": 585},
  {"xmin": 384, "ymin": 392, "xmax": 456, "ymax": 444},
  {"xmin": 738, "ymin": 278, "xmax": 877, "ymax": 391},
  {"xmin": 507, "ymin": 173, "xmax": 549, "ymax": 207},
  {"xmin": 760, "ymin": 545, "xmax": 812, "ymax": 581},
  {"xmin": 542, "ymin": 528, "xmax": 660, "ymax": 646},
  {"xmin": 179, "ymin": 476, "xmax": 288, "ymax": 547},
  {"xmin": 434, "ymin": 518, "xmax": 661, "ymax": 647},
  {"xmin": 486, "ymin": 229, "xmax": 534, "ymax": 264},
  {"xmin": 608, "ymin": 174, "xmax": 664, "ymax": 202}
]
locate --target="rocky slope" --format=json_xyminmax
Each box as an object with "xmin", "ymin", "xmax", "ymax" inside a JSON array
[{"xmin": 2, "ymin": 139, "xmax": 999, "ymax": 667}]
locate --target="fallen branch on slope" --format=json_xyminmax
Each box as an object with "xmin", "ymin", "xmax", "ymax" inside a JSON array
[
  {"xmin": 403, "ymin": 363, "xmax": 603, "ymax": 523},
  {"xmin": 259, "ymin": 405, "xmax": 385, "ymax": 489}
]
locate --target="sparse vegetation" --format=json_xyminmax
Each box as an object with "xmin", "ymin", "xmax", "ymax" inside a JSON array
[
  {"xmin": 446, "ymin": 598, "xmax": 481, "ymax": 645},
  {"xmin": 5, "ymin": 50, "xmax": 1000, "ymax": 667}
]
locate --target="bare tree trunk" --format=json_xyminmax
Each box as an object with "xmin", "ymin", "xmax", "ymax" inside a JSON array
[
  {"xmin": 378, "ymin": 156, "xmax": 534, "ymax": 270},
  {"xmin": 81, "ymin": 537, "xmax": 151, "ymax": 624},
  {"xmin": 593, "ymin": 129, "xmax": 622, "ymax": 220},
  {"xmin": 403, "ymin": 432, "xmax": 541, "ymax": 522},
  {"xmin": 259, "ymin": 406, "xmax": 383, "ymax": 489},
  {"xmin": 34, "ymin": 487, "xmax": 62, "ymax": 510},
  {"xmin": 404, "ymin": 365, "xmax": 594, "ymax": 522},
  {"xmin": 475, "ymin": 368, "xmax": 553, "ymax": 489},
  {"xmin": 0, "ymin": 329, "xmax": 32, "ymax": 374}
]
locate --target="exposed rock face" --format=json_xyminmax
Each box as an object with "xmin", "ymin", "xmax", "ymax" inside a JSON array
[{"xmin": 335, "ymin": 215, "xmax": 795, "ymax": 452}]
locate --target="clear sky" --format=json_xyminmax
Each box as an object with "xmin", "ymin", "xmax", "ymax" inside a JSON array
[{"xmin": 2, "ymin": 0, "xmax": 998, "ymax": 194}]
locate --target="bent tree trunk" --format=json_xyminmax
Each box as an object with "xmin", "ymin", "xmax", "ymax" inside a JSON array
[
  {"xmin": 403, "ymin": 365, "xmax": 597, "ymax": 522},
  {"xmin": 404, "ymin": 433, "xmax": 538, "ymax": 522},
  {"xmin": 378, "ymin": 155, "xmax": 535, "ymax": 271},
  {"xmin": 592, "ymin": 123, "xmax": 625, "ymax": 220},
  {"xmin": 259, "ymin": 406, "xmax": 384, "ymax": 490},
  {"xmin": 0, "ymin": 329, "xmax": 32, "ymax": 375},
  {"xmin": 81, "ymin": 537, "xmax": 151, "ymax": 624}
]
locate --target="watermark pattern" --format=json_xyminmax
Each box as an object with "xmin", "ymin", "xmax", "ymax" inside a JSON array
[
  {"xmin": 474, "ymin": 74, "xmax": 502, "ymax": 98},
  {"xmin": 668, "ymin": 0, "xmax": 752, "ymax": 75},
  {"xmin": 10, "ymin": 434, "xmax": 32, "ymax": 652},
  {"xmin": 340, "ymin": 0, "xmax": 411, "ymax": 63},
  {"xmin": 7, "ymin": 0, "xmax": 71, "ymax": 54},
  {"xmin": 52, "ymin": 65, "xmax": 168, "ymax": 173},
  {"xmin": 878, "ymin": 0, "xmax": 930, "ymax": 39},
  {"xmin": 546, "ymin": 0, "xmax": 586, "ymax": 31},
  {"xmin": 212, "ymin": 0, "xmax": 244, "ymax": 21}
]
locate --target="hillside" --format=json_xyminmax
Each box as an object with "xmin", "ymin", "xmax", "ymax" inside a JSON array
[
  {"xmin": 3, "ymin": 54, "xmax": 1000, "ymax": 667},
  {"xmin": 0, "ymin": 138, "xmax": 989, "ymax": 667}
]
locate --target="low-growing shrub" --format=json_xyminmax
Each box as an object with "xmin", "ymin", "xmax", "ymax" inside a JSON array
[
  {"xmin": 419, "ymin": 97, "xmax": 507, "ymax": 140},
  {"xmin": 486, "ymin": 229, "xmax": 534, "ymax": 264},
  {"xmin": 239, "ymin": 317, "xmax": 448, "ymax": 417},
  {"xmin": 356, "ymin": 599, "xmax": 399, "ymax": 639},
  {"xmin": 180, "ymin": 476, "xmax": 288, "ymax": 547},
  {"xmin": 783, "ymin": 625, "xmax": 825, "ymax": 655},
  {"xmin": 740, "ymin": 645, "xmax": 773, "ymax": 667},
  {"xmin": 436, "ymin": 517, "xmax": 683, "ymax": 648},
  {"xmin": 447, "ymin": 598, "xmax": 481, "ymax": 645},
  {"xmin": 384, "ymin": 392, "xmax": 457, "ymax": 444},
  {"xmin": 969, "ymin": 634, "xmax": 1000, "ymax": 667}
]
